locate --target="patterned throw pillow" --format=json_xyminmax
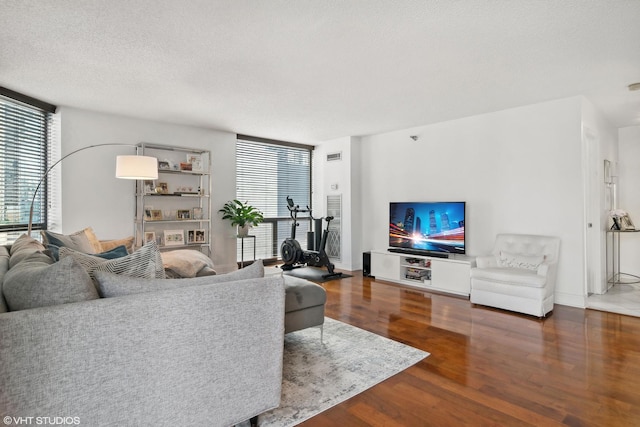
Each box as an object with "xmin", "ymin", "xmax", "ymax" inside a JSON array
[
  {"xmin": 498, "ymin": 251, "xmax": 545, "ymax": 271},
  {"xmin": 59, "ymin": 241, "xmax": 165, "ymax": 280}
]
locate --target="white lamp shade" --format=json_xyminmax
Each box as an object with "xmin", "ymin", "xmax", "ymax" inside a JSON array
[{"xmin": 115, "ymin": 155, "xmax": 158, "ymax": 180}]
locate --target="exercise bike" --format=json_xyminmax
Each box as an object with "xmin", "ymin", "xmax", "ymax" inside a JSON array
[{"xmin": 280, "ymin": 196, "xmax": 342, "ymax": 279}]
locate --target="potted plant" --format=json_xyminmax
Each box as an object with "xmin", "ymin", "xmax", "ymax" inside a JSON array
[{"xmin": 219, "ymin": 200, "xmax": 264, "ymax": 237}]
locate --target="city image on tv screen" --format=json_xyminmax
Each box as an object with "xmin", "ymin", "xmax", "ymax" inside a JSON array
[{"xmin": 389, "ymin": 201, "xmax": 465, "ymax": 254}]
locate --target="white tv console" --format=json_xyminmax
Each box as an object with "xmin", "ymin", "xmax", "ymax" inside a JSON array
[{"xmin": 370, "ymin": 250, "xmax": 475, "ymax": 297}]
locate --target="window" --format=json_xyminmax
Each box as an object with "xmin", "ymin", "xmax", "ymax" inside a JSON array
[
  {"xmin": 236, "ymin": 135, "xmax": 312, "ymax": 261},
  {"xmin": 0, "ymin": 88, "xmax": 57, "ymax": 244}
]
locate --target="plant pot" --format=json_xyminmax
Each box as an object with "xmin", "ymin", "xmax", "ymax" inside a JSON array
[{"xmin": 237, "ymin": 224, "xmax": 250, "ymax": 237}]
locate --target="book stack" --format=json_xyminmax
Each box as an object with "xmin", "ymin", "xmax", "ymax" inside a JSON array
[{"xmin": 405, "ymin": 267, "xmax": 431, "ymax": 281}]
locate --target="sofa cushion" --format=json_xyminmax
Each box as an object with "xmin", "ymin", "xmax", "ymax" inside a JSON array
[
  {"xmin": 470, "ymin": 266, "xmax": 547, "ymax": 287},
  {"xmin": 95, "ymin": 259, "xmax": 264, "ymax": 297},
  {"xmin": 283, "ymin": 276, "xmax": 327, "ymax": 312},
  {"xmin": 2, "ymin": 253, "xmax": 98, "ymax": 311},
  {"xmin": 498, "ymin": 251, "xmax": 544, "ymax": 271},
  {"xmin": 9, "ymin": 234, "xmax": 46, "ymax": 269},
  {"xmin": 59, "ymin": 241, "xmax": 165, "ymax": 281},
  {"xmin": 41, "ymin": 227, "xmax": 100, "ymax": 254}
]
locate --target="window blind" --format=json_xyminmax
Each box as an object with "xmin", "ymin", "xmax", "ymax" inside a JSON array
[
  {"xmin": 0, "ymin": 89, "xmax": 56, "ymax": 244},
  {"xmin": 236, "ymin": 136, "xmax": 312, "ymax": 261}
]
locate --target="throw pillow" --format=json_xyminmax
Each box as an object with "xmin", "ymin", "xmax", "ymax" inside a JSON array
[
  {"xmin": 47, "ymin": 244, "xmax": 129, "ymax": 262},
  {"xmin": 9, "ymin": 234, "xmax": 46, "ymax": 269},
  {"xmin": 99, "ymin": 236, "xmax": 135, "ymax": 254},
  {"xmin": 498, "ymin": 251, "xmax": 545, "ymax": 271},
  {"xmin": 41, "ymin": 228, "xmax": 99, "ymax": 254},
  {"xmin": 3, "ymin": 253, "xmax": 98, "ymax": 311},
  {"xmin": 95, "ymin": 259, "xmax": 264, "ymax": 297},
  {"xmin": 161, "ymin": 249, "xmax": 215, "ymax": 278},
  {"xmin": 59, "ymin": 241, "xmax": 165, "ymax": 281}
]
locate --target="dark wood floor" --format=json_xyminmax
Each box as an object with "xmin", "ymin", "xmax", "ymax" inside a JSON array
[{"xmin": 303, "ymin": 271, "xmax": 640, "ymax": 427}]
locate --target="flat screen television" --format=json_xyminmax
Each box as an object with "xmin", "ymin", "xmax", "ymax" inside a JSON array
[{"xmin": 389, "ymin": 201, "xmax": 466, "ymax": 256}]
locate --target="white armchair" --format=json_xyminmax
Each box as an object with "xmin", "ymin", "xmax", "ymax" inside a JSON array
[{"xmin": 470, "ymin": 233, "xmax": 561, "ymax": 317}]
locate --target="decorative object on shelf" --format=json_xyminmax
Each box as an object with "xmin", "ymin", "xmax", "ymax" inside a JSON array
[
  {"xmin": 155, "ymin": 182, "xmax": 169, "ymax": 194},
  {"xmin": 27, "ymin": 143, "xmax": 158, "ymax": 234},
  {"xmin": 192, "ymin": 207, "xmax": 203, "ymax": 220},
  {"xmin": 610, "ymin": 209, "xmax": 633, "ymax": 230},
  {"xmin": 163, "ymin": 230, "xmax": 184, "ymax": 246},
  {"xmin": 219, "ymin": 200, "xmax": 264, "ymax": 237},
  {"xmin": 187, "ymin": 154, "xmax": 204, "ymax": 172},
  {"xmin": 144, "ymin": 231, "xmax": 156, "ymax": 244},
  {"xmin": 177, "ymin": 209, "xmax": 191, "ymax": 220},
  {"xmin": 179, "ymin": 162, "xmax": 192, "ymax": 171},
  {"xmin": 158, "ymin": 160, "xmax": 171, "ymax": 170}
]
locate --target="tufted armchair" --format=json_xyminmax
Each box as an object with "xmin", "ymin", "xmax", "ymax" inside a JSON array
[{"xmin": 470, "ymin": 233, "xmax": 561, "ymax": 317}]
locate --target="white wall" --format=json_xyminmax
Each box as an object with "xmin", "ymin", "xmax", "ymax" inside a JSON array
[
  {"xmin": 58, "ymin": 107, "xmax": 238, "ymax": 272},
  {"xmin": 618, "ymin": 126, "xmax": 640, "ymax": 277},
  {"xmin": 313, "ymin": 136, "xmax": 362, "ymax": 270},
  {"xmin": 359, "ymin": 97, "xmax": 586, "ymax": 306}
]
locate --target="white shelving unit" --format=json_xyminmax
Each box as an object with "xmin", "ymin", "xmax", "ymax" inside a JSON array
[
  {"xmin": 370, "ymin": 250, "xmax": 474, "ymax": 297},
  {"xmin": 134, "ymin": 143, "xmax": 211, "ymax": 255}
]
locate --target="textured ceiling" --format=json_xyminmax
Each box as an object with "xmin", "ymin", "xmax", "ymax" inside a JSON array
[{"xmin": 1, "ymin": 0, "xmax": 639, "ymax": 143}]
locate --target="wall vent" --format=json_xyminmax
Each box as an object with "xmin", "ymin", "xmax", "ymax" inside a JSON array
[{"xmin": 326, "ymin": 152, "xmax": 342, "ymax": 162}]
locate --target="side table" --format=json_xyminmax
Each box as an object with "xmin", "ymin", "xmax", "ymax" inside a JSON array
[{"xmin": 238, "ymin": 235, "xmax": 256, "ymax": 268}]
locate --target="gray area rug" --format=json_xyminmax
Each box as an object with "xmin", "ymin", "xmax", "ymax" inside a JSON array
[{"xmin": 254, "ymin": 317, "xmax": 429, "ymax": 426}]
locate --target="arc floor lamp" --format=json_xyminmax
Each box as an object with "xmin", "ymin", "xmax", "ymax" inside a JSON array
[{"xmin": 27, "ymin": 143, "xmax": 158, "ymax": 234}]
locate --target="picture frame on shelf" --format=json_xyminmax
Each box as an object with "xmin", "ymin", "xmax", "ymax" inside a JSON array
[
  {"xmin": 143, "ymin": 180, "xmax": 155, "ymax": 194},
  {"xmin": 186, "ymin": 154, "xmax": 203, "ymax": 172},
  {"xmin": 144, "ymin": 231, "xmax": 156, "ymax": 244},
  {"xmin": 163, "ymin": 230, "xmax": 184, "ymax": 246},
  {"xmin": 158, "ymin": 160, "xmax": 171, "ymax": 170},
  {"xmin": 195, "ymin": 229, "xmax": 206, "ymax": 243},
  {"xmin": 192, "ymin": 207, "xmax": 203, "ymax": 220},
  {"xmin": 622, "ymin": 215, "xmax": 635, "ymax": 230},
  {"xmin": 177, "ymin": 209, "xmax": 191, "ymax": 220},
  {"xmin": 148, "ymin": 209, "xmax": 163, "ymax": 221}
]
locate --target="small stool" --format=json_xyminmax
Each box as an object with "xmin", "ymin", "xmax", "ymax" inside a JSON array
[{"xmin": 283, "ymin": 275, "xmax": 326, "ymax": 338}]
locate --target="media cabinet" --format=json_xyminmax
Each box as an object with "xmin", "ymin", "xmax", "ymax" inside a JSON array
[{"xmin": 370, "ymin": 250, "xmax": 475, "ymax": 297}]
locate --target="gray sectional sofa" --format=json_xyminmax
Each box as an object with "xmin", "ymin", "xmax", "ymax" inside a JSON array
[{"xmin": 0, "ymin": 235, "xmax": 286, "ymax": 427}]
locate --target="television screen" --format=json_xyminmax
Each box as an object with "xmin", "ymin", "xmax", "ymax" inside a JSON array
[{"xmin": 389, "ymin": 201, "xmax": 465, "ymax": 255}]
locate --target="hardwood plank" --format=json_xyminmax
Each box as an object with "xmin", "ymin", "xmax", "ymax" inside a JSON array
[{"xmin": 297, "ymin": 271, "xmax": 640, "ymax": 426}]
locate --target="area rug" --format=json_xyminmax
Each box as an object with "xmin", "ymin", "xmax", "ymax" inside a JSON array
[
  {"xmin": 253, "ymin": 317, "xmax": 429, "ymax": 426},
  {"xmin": 281, "ymin": 266, "xmax": 351, "ymax": 283}
]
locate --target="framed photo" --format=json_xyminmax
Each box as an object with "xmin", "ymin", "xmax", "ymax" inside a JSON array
[
  {"xmin": 192, "ymin": 207, "xmax": 203, "ymax": 220},
  {"xmin": 186, "ymin": 154, "xmax": 204, "ymax": 172},
  {"xmin": 188, "ymin": 229, "xmax": 206, "ymax": 243},
  {"xmin": 144, "ymin": 231, "xmax": 156, "ymax": 244},
  {"xmin": 158, "ymin": 160, "xmax": 171, "ymax": 170},
  {"xmin": 177, "ymin": 209, "xmax": 191, "ymax": 220},
  {"xmin": 143, "ymin": 180, "xmax": 155, "ymax": 194},
  {"xmin": 147, "ymin": 209, "xmax": 163, "ymax": 221},
  {"xmin": 155, "ymin": 182, "xmax": 169, "ymax": 194},
  {"xmin": 622, "ymin": 215, "xmax": 635, "ymax": 231},
  {"xmin": 195, "ymin": 229, "xmax": 206, "ymax": 243},
  {"xmin": 163, "ymin": 230, "xmax": 184, "ymax": 246}
]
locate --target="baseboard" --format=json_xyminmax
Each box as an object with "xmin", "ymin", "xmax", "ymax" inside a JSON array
[{"xmin": 554, "ymin": 292, "xmax": 586, "ymax": 309}]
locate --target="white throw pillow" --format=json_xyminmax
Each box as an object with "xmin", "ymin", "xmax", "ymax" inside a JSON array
[{"xmin": 498, "ymin": 251, "xmax": 544, "ymax": 271}]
